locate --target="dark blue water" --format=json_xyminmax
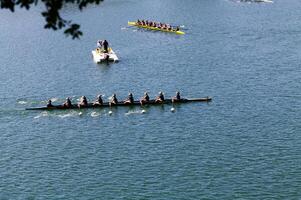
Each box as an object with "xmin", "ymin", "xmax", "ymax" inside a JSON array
[{"xmin": 1, "ymin": 0, "xmax": 301, "ymax": 199}]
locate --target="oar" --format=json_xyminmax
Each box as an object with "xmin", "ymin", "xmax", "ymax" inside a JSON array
[{"xmin": 170, "ymin": 24, "xmax": 188, "ymax": 30}]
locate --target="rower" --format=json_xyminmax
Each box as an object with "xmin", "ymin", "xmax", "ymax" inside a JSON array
[
  {"xmin": 93, "ymin": 94, "xmax": 103, "ymax": 105},
  {"xmin": 103, "ymin": 39, "xmax": 109, "ymax": 53},
  {"xmin": 175, "ymin": 26, "xmax": 180, "ymax": 31},
  {"xmin": 63, "ymin": 97, "xmax": 72, "ymax": 108},
  {"xmin": 124, "ymin": 93, "xmax": 134, "ymax": 104},
  {"xmin": 47, "ymin": 99, "xmax": 53, "ymax": 107},
  {"xmin": 172, "ymin": 91, "xmax": 181, "ymax": 103},
  {"xmin": 110, "ymin": 93, "xmax": 118, "ymax": 106},
  {"xmin": 155, "ymin": 91, "xmax": 165, "ymax": 103},
  {"xmin": 78, "ymin": 96, "xmax": 88, "ymax": 107},
  {"xmin": 140, "ymin": 92, "xmax": 150, "ymax": 105}
]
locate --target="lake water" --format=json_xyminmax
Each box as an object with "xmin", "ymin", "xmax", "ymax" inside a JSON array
[{"xmin": 0, "ymin": 0, "xmax": 301, "ymax": 199}]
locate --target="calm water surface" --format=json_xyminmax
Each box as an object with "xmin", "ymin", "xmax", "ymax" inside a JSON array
[{"xmin": 0, "ymin": 0, "xmax": 301, "ymax": 199}]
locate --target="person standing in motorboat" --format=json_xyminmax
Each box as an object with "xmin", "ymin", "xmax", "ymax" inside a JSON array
[{"xmin": 103, "ymin": 40, "xmax": 109, "ymax": 53}]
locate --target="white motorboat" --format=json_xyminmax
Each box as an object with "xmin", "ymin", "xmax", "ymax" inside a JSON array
[{"xmin": 91, "ymin": 47, "xmax": 119, "ymax": 63}]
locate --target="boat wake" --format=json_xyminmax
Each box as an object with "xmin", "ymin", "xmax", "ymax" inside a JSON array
[
  {"xmin": 125, "ymin": 110, "xmax": 144, "ymax": 116},
  {"xmin": 58, "ymin": 111, "xmax": 81, "ymax": 118},
  {"xmin": 34, "ymin": 111, "xmax": 83, "ymax": 119},
  {"xmin": 50, "ymin": 97, "xmax": 59, "ymax": 102},
  {"xmin": 90, "ymin": 111, "xmax": 101, "ymax": 117},
  {"xmin": 34, "ymin": 111, "xmax": 49, "ymax": 119},
  {"xmin": 17, "ymin": 100, "xmax": 27, "ymax": 105}
]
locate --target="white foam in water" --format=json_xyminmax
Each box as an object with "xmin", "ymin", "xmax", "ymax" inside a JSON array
[
  {"xmin": 58, "ymin": 111, "xmax": 79, "ymax": 118},
  {"xmin": 125, "ymin": 110, "xmax": 142, "ymax": 116},
  {"xmin": 18, "ymin": 100, "xmax": 27, "ymax": 104},
  {"xmin": 34, "ymin": 111, "xmax": 49, "ymax": 119},
  {"xmin": 91, "ymin": 111, "xmax": 100, "ymax": 117},
  {"xmin": 50, "ymin": 97, "xmax": 59, "ymax": 102}
]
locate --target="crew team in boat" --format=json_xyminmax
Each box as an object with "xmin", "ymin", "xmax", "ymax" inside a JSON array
[
  {"xmin": 136, "ymin": 20, "xmax": 180, "ymax": 32},
  {"xmin": 46, "ymin": 92, "xmax": 183, "ymax": 108}
]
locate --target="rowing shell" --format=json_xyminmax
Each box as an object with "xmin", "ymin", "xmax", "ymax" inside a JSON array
[
  {"xmin": 128, "ymin": 22, "xmax": 185, "ymax": 35},
  {"xmin": 26, "ymin": 97, "xmax": 212, "ymax": 110}
]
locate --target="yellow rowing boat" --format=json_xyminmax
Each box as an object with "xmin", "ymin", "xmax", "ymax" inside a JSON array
[{"xmin": 128, "ymin": 21, "xmax": 185, "ymax": 35}]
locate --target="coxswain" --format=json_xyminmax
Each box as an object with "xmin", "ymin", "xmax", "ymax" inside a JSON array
[
  {"xmin": 172, "ymin": 91, "xmax": 181, "ymax": 103},
  {"xmin": 78, "ymin": 96, "xmax": 88, "ymax": 107},
  {"xmin": 140, "ymin": 92, "xmax": 150, "ymax": 105},
  {"xmin": 110, "ymin": 94, "xmax": 118, "ymax": 106},
  {"xmin": 103, "ymin": 39, "xmax": 109, "ymax": 53},
  {"xmin": 47, "ymin": 99, "xmax": 53, "ymax": 107},
  {"xmin": 93, "ymin": 94, "xmax": 103, "ymax": 105},
  {"xmin": 124, "ymin": 93, "xmax": 134, "ymax": 104},
  {"xmin": 155, "ymin": 91, "xmax": 165, "ymax": 103},
  {"xmin": 63, "ymin": 97, "xmax": 72, "ymax": 108}
]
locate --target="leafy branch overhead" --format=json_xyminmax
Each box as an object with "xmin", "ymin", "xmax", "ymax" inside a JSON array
[{"xmin": 0, "ymin": 0, "xmax": 104, "ymax": 39}]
